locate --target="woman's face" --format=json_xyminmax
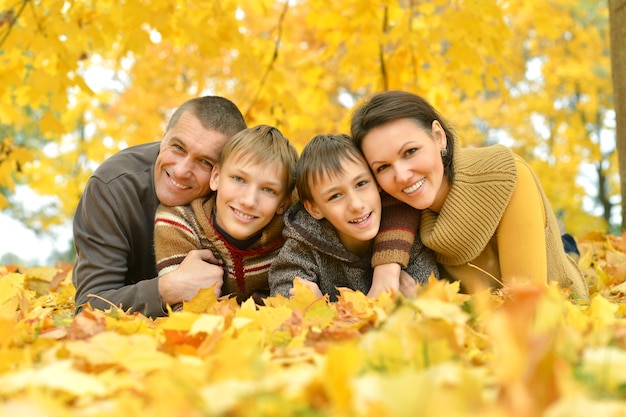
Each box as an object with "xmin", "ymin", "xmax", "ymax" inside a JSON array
[{"xmin": 361, "ymin": 118, "xmax": 449, "ymax": 212}]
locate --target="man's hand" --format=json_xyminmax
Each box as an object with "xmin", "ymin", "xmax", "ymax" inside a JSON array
[
  {"xmin": 158, "ymin": 249, "xmax": 224, "ymax": 306},
  {"xmin": 368, "ymin": 263, "xmax": 401, "ymax": 297}
]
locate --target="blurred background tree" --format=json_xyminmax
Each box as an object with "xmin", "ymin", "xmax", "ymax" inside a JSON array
[
  {"xmin": 0, "ymin": 0, "xmax": 617, "ymax": 263},
  {"xmin": 609, "ymin": 0, "xmax": 626, "ymax": 231}
]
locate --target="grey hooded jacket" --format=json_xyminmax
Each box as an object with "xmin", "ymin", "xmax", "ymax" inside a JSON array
[{"xmin": 269, "ymin": 202, "xmax": 438, "ymax": 301}]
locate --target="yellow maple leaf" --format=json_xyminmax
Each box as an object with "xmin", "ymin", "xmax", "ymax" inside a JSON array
[
  {"xmin": 38, "ymin": 112, "xmax": 65, "ymax": 135},
  {"xmin": 23, "ymin": 266, "xmax": 61, "ymax": 297},
  {"xmin": 417, "ymin": 276, "xmax": 463, "ymax": 303},
  {"xmin": 182, "ymin": 286, "xmax": 219, "ymax": 314},
  {"xmin": 354, "ymin": 363, "xmax": 488, "ymax": 417},
  {"xmin": 0, "ymin": 360, "xmax": 108, "ymax": 397},
  {"xmin": 321, "ymin": 342, "xmax": 365, "ymax": 415},
  {"xmin": 65, "ymin": 331, "xmax": 173, "ymax": 373},
  {"xmin": 204, "ymin": 328, "xmax": 268, "ymax": 381},
  {"xmin": 580, "ymin": 347, "xmax": 626, "ymax": 394},
  {"xmin": 104, "ymin": 312, "xmax": 155, "ymax": 336},
  {"xmin": 0, "ymin": 394, "xmax": 71, "ymax": 417},
  {"xmin": 237, "ymin": 304, "xmax": 292, "ymax": 333},
  {"xmin": 0, "ymin": 273, "xmax": 26, "ymax": 319},
  {"xmin": 586, "ymin": 294, "xmax": 618, "ymax": 327},
  {"xmin": 413, "ymin": 298, "xmax": 469, "ymax": 326},
  {"xmin": 200, "ymin": 379, "xmax": 258, "ymax": 415},
  {"xmin": 336, "ymin": 287, "xmax": 370, "ymax": 312},
  {"xmin": 189, "ymin": 314, "xmax": 225, "ymax": 336},
  {"xmin": 286, "ymin": 278, "xmax": 325, "ymax": 311},
  {"xmin": 545, "ymin": 396, "xmax": 626, "ymax": 416},
  {"xmin": 156, "ymin": 311, "xmax": 201, "ymax": 332},
  {"xmin": 0, "ymin": 194, "xmax": 8, "ymax": 210}
]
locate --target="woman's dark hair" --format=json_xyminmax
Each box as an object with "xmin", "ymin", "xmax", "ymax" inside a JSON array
[{"xmin": 350, "ymin": 90, "xmax": 456, "ymax": 182}]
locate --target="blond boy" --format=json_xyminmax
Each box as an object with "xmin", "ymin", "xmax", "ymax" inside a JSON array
[{"xmin": 155, "ymin": 125, "xmax": 298, "ymax": 307}]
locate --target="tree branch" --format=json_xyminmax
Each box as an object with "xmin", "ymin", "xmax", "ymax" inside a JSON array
[
  {"xmin": 408, "ymin": 0, "xmax": 418, "ymax": 87},
  {"xmin": 0, "ymin": 0, "xmax": 30, "ymax": 50},
  {"xmin": 244, "ymin": 1, "xmax": 289, "ymax": 119},
  {"xmin": 379, "ymin": 6, "xmax": 389, "ymax": 91}
]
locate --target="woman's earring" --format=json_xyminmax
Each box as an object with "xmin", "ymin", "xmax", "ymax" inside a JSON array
[{"xmin": 440, "ymin": 147, "xmax": 448, "ymax": 157}]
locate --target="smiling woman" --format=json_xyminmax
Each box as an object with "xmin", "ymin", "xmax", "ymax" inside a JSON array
[{"xmin": 350, "ymin": 90, "xmax": 589, "ymax": 301}]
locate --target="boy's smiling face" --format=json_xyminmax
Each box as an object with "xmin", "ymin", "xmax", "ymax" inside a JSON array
[
  {"xmin": 304, "ymin": 158, "xmax": 381, "ymax": 255},
  {"xmin": 210, "ymin": 154, "xmax": 289, "ymax": 241}
]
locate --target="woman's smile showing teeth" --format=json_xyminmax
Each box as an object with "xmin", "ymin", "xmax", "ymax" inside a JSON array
[{"xmin": 403, "ymin": 178, "xmax": 425, "ymax": 194}]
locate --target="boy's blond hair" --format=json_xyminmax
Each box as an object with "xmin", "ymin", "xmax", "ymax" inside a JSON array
[
  {"xmin": 219, "ymin": 124, "xmax": 299, "ymax": 197},
  {"xmin": 296, "ymin": 133, "xmax": 369, "ymax": 203}
]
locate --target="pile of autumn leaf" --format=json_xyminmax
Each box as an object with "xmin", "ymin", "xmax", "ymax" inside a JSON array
[{"xmin": 2, "ymin": 233, "xmax": 626, "ymax": 417}]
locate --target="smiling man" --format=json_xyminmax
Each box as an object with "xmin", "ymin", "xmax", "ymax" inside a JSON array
[{"xmin": 72, "ymin": 96, "xmax": 246, "ymax": 318}]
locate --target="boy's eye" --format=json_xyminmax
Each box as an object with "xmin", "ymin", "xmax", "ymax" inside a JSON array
[
  {"xmin": 328, "ymin": 193, "xmax": 341, "ymax": 201},
  {"xmin": 232, "ymin": 176, "xmax": 244, "ymax": 183},
  {"xmin": 263, "ymin": 187, "xmax": 276, "ymax": 194},
  {"xmin": 356, "ymin": 180, "xmax": 369, "ymax": 189}
]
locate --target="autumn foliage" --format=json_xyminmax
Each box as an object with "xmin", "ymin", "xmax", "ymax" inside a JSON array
[
  {"xmin": 1, "ymin": 232, "xmax": 626, "ymax": 416},
  {"xmin": 0, "ymin": 0, "xmax": 615, "ymax": 236},
  {"xmin": 1, "ymin": 1, "xmax": 624, "ymax": 414}
]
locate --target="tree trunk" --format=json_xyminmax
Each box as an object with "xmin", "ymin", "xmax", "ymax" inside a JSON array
[{"xmin": 610, "ymin": 0, "xmax": 626, "ymax": 231}]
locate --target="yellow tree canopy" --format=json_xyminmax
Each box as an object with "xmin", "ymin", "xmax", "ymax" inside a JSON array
[{"xmin": 0, "ymin": 0, "xmax": 614, "ymax": 235}]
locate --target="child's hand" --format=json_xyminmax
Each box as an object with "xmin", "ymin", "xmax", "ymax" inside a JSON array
[
  {"xmin": 368, "ymin": 263, "xmax": 401, "ymax": 297},
  {"xmin": 289, "ymin": 277, "xmax": 323, "ymax": 298},
  {"xmin": 399, "ymin": 271, "xmax": 418, "ymax": 298}
]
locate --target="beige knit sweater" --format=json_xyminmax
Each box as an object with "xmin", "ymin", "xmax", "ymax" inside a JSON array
[{"xmin": 419, "ymin": 144, "xmax": 589, "ymax": 301}]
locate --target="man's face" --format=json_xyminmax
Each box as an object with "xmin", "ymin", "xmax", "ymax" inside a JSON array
[{"xmin": 155, "ymin": 111, "xmax": 230, "ymax": 206}]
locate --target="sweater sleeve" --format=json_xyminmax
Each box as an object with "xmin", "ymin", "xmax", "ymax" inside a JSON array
[
  {"xmin": 496, "ymin": 158, "xmax": 547, "ymax": 286},
  {"xmin": 154, "ymin": 204, "xmax": 203, "ymax": 277},
  {"xmin": 268, "ymin": 238, "xmax": 321, "ymax": 298},
  {"xmin": 405, "ymin": 238, "xmax": 440, "ymax": 284},
  {"xmin": 371, "ymin": 192, "xmax": 420, "ymax": 268},
  {"xmin": 72, "ymin": 178, "xmax": 165, "ymax": 319}
]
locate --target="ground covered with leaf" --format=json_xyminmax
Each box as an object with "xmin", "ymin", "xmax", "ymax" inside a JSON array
[{"xmin": 2, "ymin": 232, "xmax": 626, "ymax": 417}]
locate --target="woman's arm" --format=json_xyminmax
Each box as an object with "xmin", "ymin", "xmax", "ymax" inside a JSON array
[
  {"xmin": 370, "ymin": 192, "xmax": 420, "ymax": 296},
  {"xmin": 497, "ymin": 158, "xmax": 547, "ymax": 286}
]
